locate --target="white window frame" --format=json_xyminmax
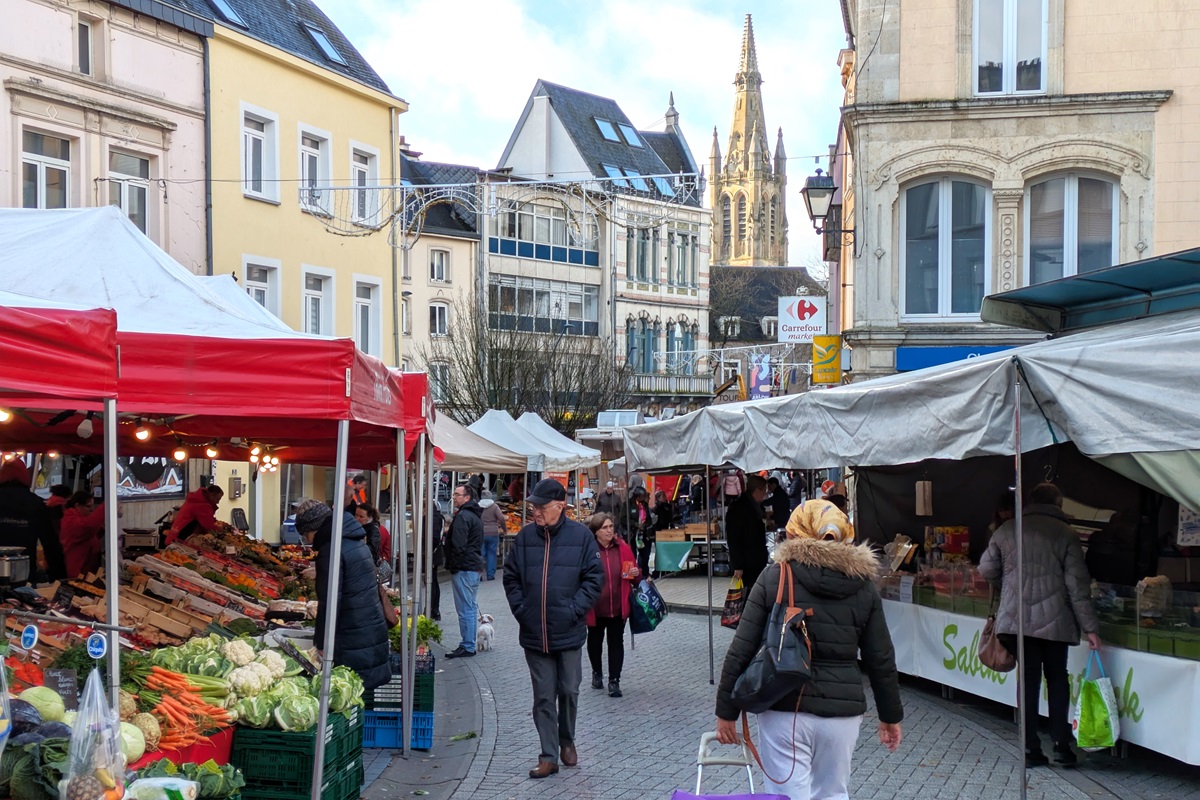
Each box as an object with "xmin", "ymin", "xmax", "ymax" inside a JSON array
[
  {"xmin": 429, "ymin": 362, "xmax": 450, "ymax": 403},
  {"xmin": 761, "ymin": 316, "xmax": 778, "ymax": 339},
  {"xmin": 973, "ymin": 0, "xmax": 1047, "ymax": 96},
  {"xmin": 106, "ymin": 147, "xmax": 152, "ymax": 235},
  {"xmin": 298, "ymin": 124, "xmax": 332, "ymax": 215},
  {"xmin": 240, "ymin": 103, "xmax": 279, "ymax": 202},
  {"xmin": 429, "ymin": 249, "xmax": 449, "ymax": 283},
  {"xmin": 242, "ymin": 256, "xmax": 282, "ymax": 316},
  {"xmin": 77, "ymin": 17, "xmax": 94, "ymax": 76},
  {"xmin": 429, "ymin": 302, "xmax": 450, "ymax": 337},
  {"xmin": 21, "ymin": 128, "xmax": 72, "ymax": 210},
  {"xmin": 401, "ymin": 298, "xmax": 411, "ymax": 336},
  {"xmin": 348, "ymin": 140, "xmax": 380, "ymax": 226},
  {"xmin": 899, "ymin": 177, "xmax": 993, "ymax": 320},
  {"xmin": 352, "ymin": 275, "xmax": 382, "ymax": 356},
  {"xmin": 301, "ymin": 266, "xmax": 335, "ymax": 336},
  {"xmin": 1023, "ymin": 173, "xmax": 1119, "ymax": 285}
]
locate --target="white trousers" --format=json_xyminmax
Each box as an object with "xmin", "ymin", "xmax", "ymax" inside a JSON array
[{"xmin": 755, "ymin": 710, "xmax": 863, "ymax": 800}]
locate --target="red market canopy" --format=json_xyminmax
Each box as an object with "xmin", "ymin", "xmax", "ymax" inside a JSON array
[{"xmin": 0, "ymin": 290, "xmax": 118, "ymax": 407}]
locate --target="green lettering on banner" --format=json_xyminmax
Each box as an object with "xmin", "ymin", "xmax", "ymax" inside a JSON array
[
  {"xmin": 941, "ymin": 624, "xmax": 1008, "ymax": 685},
  {"xmin": 1068, "ymin": 664, "xmax": 1144, "ymax": 723}
]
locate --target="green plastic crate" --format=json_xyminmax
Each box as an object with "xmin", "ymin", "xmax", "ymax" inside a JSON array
[
  {"xmin": 365, "ymin": 672, "xmax": 434, "ymax": 711},
  {"xmin": 232, "ymin": 709, "xmax": 361, "ymax": 784},
  {"xmin": 240, "ymin": 753, "xmax": 363, "ymax": 800}
]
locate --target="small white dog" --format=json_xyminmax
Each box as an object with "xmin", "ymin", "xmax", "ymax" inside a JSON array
[{"xmin": 477, "ymin": 613, "xmax": 495, "ymax": 651}]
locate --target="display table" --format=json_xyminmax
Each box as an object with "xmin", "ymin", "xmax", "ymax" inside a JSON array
[{"xmin": 881, "ymin": 599, "xmax": 1200, "ymax": 765}]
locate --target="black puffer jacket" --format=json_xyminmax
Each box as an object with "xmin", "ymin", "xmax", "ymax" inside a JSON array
[
  {"xmin": 503, "ymin": 514, "xmax": 603, "ymax": 653},
  {"xmin": 0, "ymin": 481, "xmax": 66, "ymax": 580},
  {"xmin": 715, "ymin": 537, "xmax": 903, "ymax": 724},
  {"xmin": 314, "ymin": 512, "xmax": 391, "ymax": 691},
  {"xmin": 446, "ymin": 500, "xmax": 485, "ymax": 573}
]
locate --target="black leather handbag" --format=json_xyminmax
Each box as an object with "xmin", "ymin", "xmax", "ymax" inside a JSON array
[{"xmin": 730, "ymin": 561, "xmax": 814, "ymax": 713}]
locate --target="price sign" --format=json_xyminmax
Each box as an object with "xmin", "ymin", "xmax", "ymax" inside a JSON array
[
  {"xmin": 899, "ymin": 576, "xmax": 915, "ymax": 604},
  {"xmin": 43, "ymin": 669, "xmax": 78, "ymax": 711},
  {"xmin": 19, "ymin": 624, "xmax": 37, "ymax": 650},
  {"xmin": 86, "ymin": 632, "xmax": 108, "ymax": 660}
]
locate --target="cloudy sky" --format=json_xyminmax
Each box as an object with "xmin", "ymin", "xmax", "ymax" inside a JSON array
[{"xmin": 321, "ymin": 0, "xmax": 849, "ymax": 267}]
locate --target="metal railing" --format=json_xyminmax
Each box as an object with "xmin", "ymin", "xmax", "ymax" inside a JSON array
[{"xmin": 631, "ymin": 373, "xmax": 712, "ymax": 396}]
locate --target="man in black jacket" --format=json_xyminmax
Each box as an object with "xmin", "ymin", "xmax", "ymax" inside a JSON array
[
  {"xmin": 445, "ymin": 484, "xmax": 485, "ymax": 659},
  {"xmin": 0, "ymin": 460, "xmax": 66, "ymax": 581},
  {"xmin": 726, "ymin": 475, "xmax": 768, "ymax": 592},
  {"xmin": 503, "ymin": 479, "xmax": 602, "ymax": 779}
]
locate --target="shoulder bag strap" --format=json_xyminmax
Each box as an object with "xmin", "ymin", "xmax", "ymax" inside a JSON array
[
  {"xmin": 741, "ymin": 692, "xmax": 803, "ymax": 787},
  {"xmin": 775, "ymin": 561, "xmax": 787, "ymax": 606}
]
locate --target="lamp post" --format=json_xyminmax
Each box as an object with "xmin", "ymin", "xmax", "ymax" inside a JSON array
[{"xmin": 800, "ymin": 168, "xmax": 853, "ymax": 244}]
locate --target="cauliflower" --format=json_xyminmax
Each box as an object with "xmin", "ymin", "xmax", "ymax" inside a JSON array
[
  {"xmin": 228, "ymin": 662, "xmax": 274, "ymax": 696},
  {"xmin": 256, "ymin": 650, "xmax": 287, "ymax": 680},
  {"xmin": 221, "ymin": 639, "xmax": 257, "ymax": 667}
]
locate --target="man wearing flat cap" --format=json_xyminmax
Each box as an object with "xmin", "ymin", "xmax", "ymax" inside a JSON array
[{"xmin": 503, "ymin": 478, "xmax": 602, "ymax": 780}]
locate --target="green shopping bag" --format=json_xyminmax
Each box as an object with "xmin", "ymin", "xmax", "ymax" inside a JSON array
[{"xmin": 1072, "ymin": 651, "xmax": 1120, "ymax": 751}]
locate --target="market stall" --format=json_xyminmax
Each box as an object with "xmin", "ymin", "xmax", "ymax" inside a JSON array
[{"xmin": 0, "ymin": 208, "xmax": 426, "ymax": 796}]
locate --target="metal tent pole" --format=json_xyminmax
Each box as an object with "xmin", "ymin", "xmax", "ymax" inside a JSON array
[
  {"xmin": 394, "ymin": 431, "xmax": 409, "ymax": 759},
  {"xmin": 102, "ymin": 399, "xmax": 120, "ymax": 713},
  {"xmin": 1013, "ymin": 360, "xmax": 1028, "ymax": 800},
  {"xmin": 311, "ymin": 419, "xmax": 351, "ymax": 800},
  {"xmin": 404, "ymin": 432, "xmax": 428, "ymax": 756},
  {"xmin": 706, "ymin": 465, "xmax": 714, "ymax": 685}
]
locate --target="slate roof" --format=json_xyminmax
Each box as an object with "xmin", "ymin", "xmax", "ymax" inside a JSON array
[
  {"xmin": 169, "ymin": 0, "xmax": 392, "ymax": 95},
  {"xmin": 111, "ymin": 0, "xmax": 212, "ymax": 37},
  {"xmin": 500, "ymin": 80, "xmax": 700, "ymax": 207},
  {"xmin": 400, "ymin": 153, "xmax": 479, "ymax": 238}
]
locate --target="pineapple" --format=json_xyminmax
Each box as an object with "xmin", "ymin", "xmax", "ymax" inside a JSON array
[{"xmin": 66, "ymin": 774, "xmax": 104, "ymax": 800}]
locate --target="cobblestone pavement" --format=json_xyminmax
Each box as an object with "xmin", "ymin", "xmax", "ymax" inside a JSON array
[{"xmin": 367, "ymin": 576, "xmax": 1102, "ymax": 800}]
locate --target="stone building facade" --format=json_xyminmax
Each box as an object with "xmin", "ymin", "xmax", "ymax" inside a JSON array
[{"xmin": 832, "ymin": 0, "xmax": 1195, "ymax": 379}]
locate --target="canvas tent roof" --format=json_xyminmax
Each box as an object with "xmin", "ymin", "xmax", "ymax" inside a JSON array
[
  {"xmin": 0, "ymin": 290, "xmax": 118, "ymax": 406},
  {"xmin": 0, "ymin": 208, "xmax": 420, "ymax": 464},
  {"xmin": 622, "ymin": 399, "xmax": 763, "ymax": 474},
  {"xmin": 515, "ymin": 413, "xmax": 601, "ymax": 470},
  {"xmin": 197, "ymin": 275, "xmax": 292, "ymax": 332},
  {"xmin": 467, "ymin": 410, "xmax": 558, "ymax": 472},
  {"xmin": 432, "ymin": 413, "xmax": 528, "ymax": 473}
]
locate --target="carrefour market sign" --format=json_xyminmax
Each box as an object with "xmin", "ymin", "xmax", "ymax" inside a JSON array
[{"xmin": 777, "ymin": 296, "xmax": 827, "ymax": 344}]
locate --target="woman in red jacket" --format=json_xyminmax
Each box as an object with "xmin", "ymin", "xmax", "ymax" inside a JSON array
[
  {"xmin": 60, "ymin": 491, "xmax": 106, "ymax": 579},
  {"xmin": 585, "ymin": 513, "xmax": 639, "ymax": 698}
]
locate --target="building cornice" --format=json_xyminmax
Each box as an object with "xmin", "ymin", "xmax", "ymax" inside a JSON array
[
  {"xmin": 4, "ymin": 76, "xmax": 181, "ymax": 130},
  {"xmin": 843, "ymin": 90, "xmax": 1173, "ymax": 126},
  {"xmin": 844, "ymin": 324, "xmax": 1046, "ymax": 348}
]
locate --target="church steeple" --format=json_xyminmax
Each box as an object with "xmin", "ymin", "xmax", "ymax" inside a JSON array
[{"xmin": 710, "ymin": 14, "xmax": 788, "ymax": 267}]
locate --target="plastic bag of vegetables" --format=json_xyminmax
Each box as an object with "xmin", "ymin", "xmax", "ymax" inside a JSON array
[
  {"xmin": 0, "ymin": 648, "xmax": 12, "ymax": 766},
  {"xmin": 57, "ymin": 669, "xmax": 125, "ymax": 800}
]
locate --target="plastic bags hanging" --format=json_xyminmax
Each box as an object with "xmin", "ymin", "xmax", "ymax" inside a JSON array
[{"xmin": 58, "ymin": 669, "xmax": 124, "ymax": 800}]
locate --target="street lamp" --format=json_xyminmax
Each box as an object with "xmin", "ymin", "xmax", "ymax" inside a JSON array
[{"xmin": 800, "ymin": 168, "xmax": 853, "ymax": 243}]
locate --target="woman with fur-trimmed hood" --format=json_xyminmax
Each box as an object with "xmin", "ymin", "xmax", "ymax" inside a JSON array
[{"xmin": 714, "ymin": 500, "xmax": 904, "ymax": 799}]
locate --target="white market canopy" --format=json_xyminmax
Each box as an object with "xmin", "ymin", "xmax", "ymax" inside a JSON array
[
  {"xmin": 516, "ymin": 412, "xmax": 602, "ymax": 471},
  {"xmin": 622, "ymin": 398, "xmax": 765, "ymax": 474},
  {"xmin": 431, "ymin": 413, "xmax": 529, "ymax": 473},
  {"xmin": 197, "ymin": 274, "xmax": 292, "ymax": 332},
  {"xmin": 467, "ymin": 409, "xmax": 550, "ymax": 472}
]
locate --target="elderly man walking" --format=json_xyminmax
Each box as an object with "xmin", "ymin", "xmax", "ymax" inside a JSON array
[{"xmin": 503, "ymin": 479, "xmax": 603, "ymax": 779}]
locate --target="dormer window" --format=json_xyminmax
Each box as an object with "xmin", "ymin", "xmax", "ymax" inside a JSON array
[
  {"xmin": 760, "ymin": 316, "xmax": 778, "ymax": 339},
  {"xmin": 594, "ymin": 118, "xmax": 620, "ymax": 142},
  {"xmin": 618, "ymin": 123, "xmax": 642, "ymax": 147},
  {"xmin": 719, "ymin": 316, "xmax": 741, "ymax": 338},
  {"xmin": 304, "ymin": 23, "xmax": 347, "ymax": 65}
]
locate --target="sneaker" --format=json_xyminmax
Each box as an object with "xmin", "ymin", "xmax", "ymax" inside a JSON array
[
  {"xmin": 608, "ymin": 680, "xmax": 622, "ymax": 698},
  {"xmin": 591, "ymin": 672, "xmax": 604, "ymax": 690},
  {"xmin": 1053, "ymin": 743, "xmax": 1078, "ymax": 766},
  {"xmin": 444, "ymin": 646, "xmax": 475, "ymax": 659},
  {"xmin": 1026, "ymin": 748, "xmax": 1049, "ymax": 767}
]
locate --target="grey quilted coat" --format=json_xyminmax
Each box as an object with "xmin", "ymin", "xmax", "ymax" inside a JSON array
[{"xmin": 978, "ymin": 504, "xmax": 1099, "ymax": 643}]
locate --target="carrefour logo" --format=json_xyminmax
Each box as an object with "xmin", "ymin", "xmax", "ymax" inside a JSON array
[{"xmin": 784, "ymin": 299, "xmax": 821, "ymax": 322}]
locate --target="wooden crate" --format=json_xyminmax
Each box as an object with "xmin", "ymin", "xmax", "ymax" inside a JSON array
[{"xmin": 658, "ymin": 528, "xmax": 687, "ymax": 542}]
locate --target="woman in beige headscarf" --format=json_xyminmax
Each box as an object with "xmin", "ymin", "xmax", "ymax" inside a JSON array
[{"xmin": 714, "ymin": 500, "xmax": 904, "ymax": 799}]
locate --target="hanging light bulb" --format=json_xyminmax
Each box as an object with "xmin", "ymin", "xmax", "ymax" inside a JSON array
[
  {"xmin": 249, "ymin": 444, "xmax": 262, "ymax": 457},
  {"xmin": 45, "ymin": 450, "xmax": 59, "ymax": 459},
  {"xmin": 76, "ymin": 411, "xmax": 95, "ymax": 439},
  {"xmin": 268, "ymin": 464, "xmax": 277, "ymax": 473},
  {"xmin": 205, "ymin": 445, "xmax": 219, "ymax": 459},
  {"xmin": 270, "ymin": 456, "xmax": 280, "ymax": 466},
  {"xmin": 1, "ymin": 453, "xmax": 14, "ymax": 462},
  {"xmin": 0, "ymin": 409, "xmax": 11, "ymax": 424},
  {"xmin": 134, "ymin": 419, "xmax": 151, "ymax": 441},
  {"xmin": 172, "ymin": 446, "xmax": 188, "ymax": 462},
  {"xmin": 249, "ymin": 453, "xmax": 259, "ymax": 464}
]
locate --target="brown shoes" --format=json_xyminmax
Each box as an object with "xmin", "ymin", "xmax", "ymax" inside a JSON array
[
  {"xmin": 528, "ymin": 761, "xmax": 559, "ymax": 779},
  {"xmin": 560, "ymin": 744, "xmax": 578, "ymax": 767}
]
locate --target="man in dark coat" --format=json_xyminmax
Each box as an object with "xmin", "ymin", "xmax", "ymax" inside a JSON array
[
  {"xmin": 0, "ymin": 460, "xmax": 66, "ymax": 580},
  {"xmin": 445, "ymin": 483, "xmax": 485, "ymax": 659},
  {"xmin": 503, "ymin": 479, "xmax": 602, "ymax": 780},
  {"xmin": 593, "ymin": 482, "xmax": 619, "ymax": 515},
  {"xmin": 297, "ymin": 499, "xmax": 391, "ymax": 692},
  {"xmin": 725, "ymin": 475, "xmax": 768, "ymax": 592}
]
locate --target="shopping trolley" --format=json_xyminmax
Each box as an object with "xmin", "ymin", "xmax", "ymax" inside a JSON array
[{"xmin": 669, "ymin": 732, "xmax": 788, "ymax": 800}]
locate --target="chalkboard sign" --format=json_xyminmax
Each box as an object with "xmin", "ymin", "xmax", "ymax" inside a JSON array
[
  {"xmin": 43, "ymin": 668, "xmax": 78, "ymax": 711},
  {"xmin": 52, "ymin": 584, "xmax": 75, "ymax": 608}
]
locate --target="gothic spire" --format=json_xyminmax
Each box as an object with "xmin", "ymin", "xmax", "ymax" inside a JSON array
[
  {"xmin": 665, "ymin": 91, "xmax": 679, "ymax": 130},
  {"xmin": 774, "ymin": 127, "xmax": 787, "ymax": 175},
  {"xmin": 739, "ymin": 14, "xmax": 760, "ymax": 82},
  {"xmin": 726, "ymin": 14, "xmax": 769, "ymax": 169},
  {"xmin": 709, "ymin": 126, "xmax": 722, "ymax": 174}
]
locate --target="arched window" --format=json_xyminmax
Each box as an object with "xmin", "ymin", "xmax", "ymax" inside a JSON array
[
  {"xmin": 737, "ymin": 195, "xmax": 747, "ymax": 241},
  {"xmin": 721, "ymin": 195, "xmax": 731, "ymax": 257},
  {"xmin": 770, "ymin": 196, "xmax": 779, "ymax": 239},
  {"xmin": 1027, "ymin": 173, "xmax": 1117, "ymax": 285},
  {"xmin": 429, "ymin": 302, "xmax": 450, "ymax": 336},
  {"xmin": 901, "ymin": 177, "xmax": 990, "ymax": 317},
  {"xmin": 666, "ymin": 322, "xmax": 678, "ymax": 372},
  {"xmin": 626, "ymin": 317, "xmax": 639, "ymax": 367}
]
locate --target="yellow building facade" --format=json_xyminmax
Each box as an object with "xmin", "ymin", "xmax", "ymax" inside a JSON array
[{"xmin": 198, "ymin": 4, "xmax": 407, "ymax": 540}]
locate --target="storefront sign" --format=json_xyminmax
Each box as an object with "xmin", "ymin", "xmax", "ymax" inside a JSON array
[
  {"xmin": 811, "ymin": 336, "xmax": 842, "ymax": 384},
  {"xmin": 895, "ymin": 346, "xmax": 1012, "ymax": 372},
  {"xmin": 882, "ymin": 601, "xmax": 1200, "ymax": 765},
  {"xmin": 777, "ymin": 297, "xmax": 827, "ymax": 344}
]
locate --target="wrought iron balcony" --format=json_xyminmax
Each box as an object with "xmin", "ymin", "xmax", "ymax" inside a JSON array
[{"xmin": 630, "ymin": 373, "xmax": 712, "ymax": 397}]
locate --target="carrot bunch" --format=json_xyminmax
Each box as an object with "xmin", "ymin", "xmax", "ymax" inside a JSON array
[{"xmin": 140, "ymin": 667, "xmax": 233, "ymax": 750}]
